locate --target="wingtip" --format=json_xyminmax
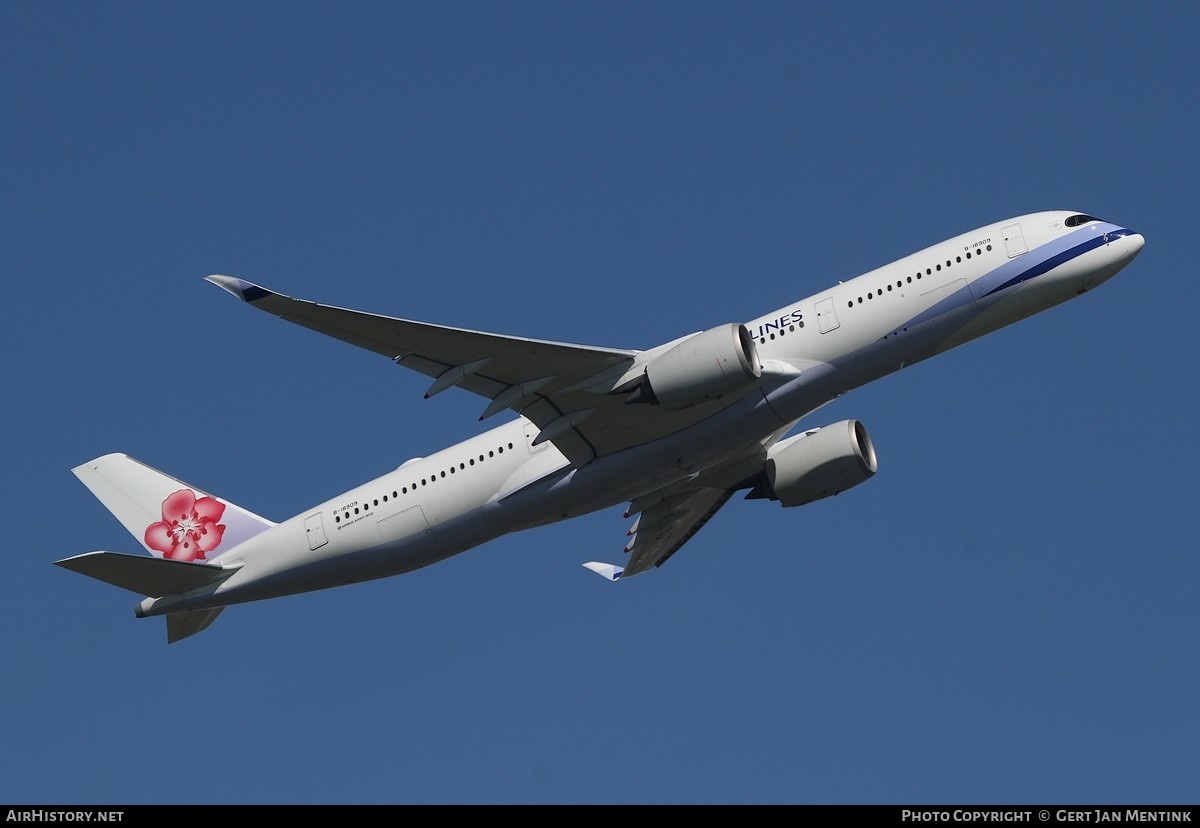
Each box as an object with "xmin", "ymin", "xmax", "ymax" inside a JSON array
[
  {"xmin": 582, "ymin": 561, "xmax": 624, "ymax": 581},
  {"xmin": 205, "ymin": 274, "xmax": 245, "ymax": 297},
  {"xmin": 205, "ymin": 274, "xmax": 274, "ymax": 303}
]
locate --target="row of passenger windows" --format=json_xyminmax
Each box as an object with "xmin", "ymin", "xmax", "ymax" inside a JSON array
[
  {"xmin": 845, "ymin": 244, "xmax": 993, "ymax": 308},
  {"xmin": 334, "ymin": 441, "xmax": 517, "ymax": 523},
  {"xmin": 758, "ymin": 321, "xmax": 804, "ymax": 344}
]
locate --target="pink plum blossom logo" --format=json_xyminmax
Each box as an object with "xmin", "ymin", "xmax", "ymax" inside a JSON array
[{"xmin": 144, "ymin": 489, "xmax": 227, "ymax": 562}]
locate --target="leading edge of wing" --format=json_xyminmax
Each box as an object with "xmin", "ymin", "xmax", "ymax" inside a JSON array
[
  {"xmin": 205, "ymin": 275, "xmax": 638, "ymax": 363},
  {"xmin": 206, "ymin": 275, "xmax": 641, "ymax": 464}
]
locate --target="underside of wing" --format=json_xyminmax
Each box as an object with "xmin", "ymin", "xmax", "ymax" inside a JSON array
[
  {"xmin": 619, "ymin": 485, "xmax": 736, "ymax": 578},
  {"xmin": 582, "ymin": 430, "xmax": 786, "ymax": 581},
  {"xmin": 207, "ymin": 276, "xmax": 756, "ymax": 465}
]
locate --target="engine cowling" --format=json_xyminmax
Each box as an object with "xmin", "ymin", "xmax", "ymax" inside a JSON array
[
  {"xmin": 641, "ymin": 323, "xmax": 762, "ymax": 409},
  {"xmin": 750, "ymin": 419, "xmax": 878, "ymax": 507}
]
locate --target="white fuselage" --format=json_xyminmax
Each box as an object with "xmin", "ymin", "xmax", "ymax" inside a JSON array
[{"xmin": 138, "ymin": 211, "xmax": 1144, "ymax": 616}]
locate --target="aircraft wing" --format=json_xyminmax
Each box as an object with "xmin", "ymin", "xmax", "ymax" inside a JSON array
[
  {"xmin": 207, "ymin": 275, "xmax": 742, "ymax": 465},
  {"xmin": 582, "ymin": 485, "xmax": 736, "ymax": 581},
  {"xmin": 624, "ymin": 485, "xmax": 735, "ymax": 577},
  {"xmin": 581, "ymin": 436, "xmax": 781, "ymax": 581}
]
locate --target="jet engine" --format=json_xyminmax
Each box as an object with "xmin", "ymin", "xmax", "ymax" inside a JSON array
[
  {"xmin": 631, "ymin": 323, "xmax": 762, "ymax": 409},
  {"xmin": 748, "ymin": 419, "xmax": 878, "ymax": 507}
]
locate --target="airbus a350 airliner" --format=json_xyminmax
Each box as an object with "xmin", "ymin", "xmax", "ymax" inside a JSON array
[{"xmin": 58, "ymin": 211, "xmax": 1145, "ymax": 642}]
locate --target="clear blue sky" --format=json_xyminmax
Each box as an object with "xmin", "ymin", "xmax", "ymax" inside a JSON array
[{"xmin": 3, "ymin": 1, "xmax": 1196, "ymax": 805}]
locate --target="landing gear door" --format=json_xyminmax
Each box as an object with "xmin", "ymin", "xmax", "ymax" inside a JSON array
[{"xmin": 1003, "ymin": 223, "xmax": 1028, "ymax": 258}]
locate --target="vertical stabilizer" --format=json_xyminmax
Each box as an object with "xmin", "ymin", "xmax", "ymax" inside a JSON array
[{"xmin": 72, "ymin": 453, "xmax": 274, "ymax": 563}]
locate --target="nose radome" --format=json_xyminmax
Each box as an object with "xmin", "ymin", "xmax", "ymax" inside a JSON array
[{"xmin": 1127, "ymin": 232, "xmax": 1145, "ymax": 256}]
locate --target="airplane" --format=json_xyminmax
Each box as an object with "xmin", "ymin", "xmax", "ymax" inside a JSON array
[{"xmin": 56, "ymin": 211, "xmax": 1145, "ymax": 642}]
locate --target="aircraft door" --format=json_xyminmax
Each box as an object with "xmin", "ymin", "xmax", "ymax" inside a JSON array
[
  {"xmin": 1003, "ymin": 223, "xmax": 1028, "ymax": 258},
  {"xmin": 304, "ymin": 512, "xmax": 328, "ymax": 550},
  {"xmin": 815, "ymin": 297, "xmax": 840, "ymax": 333}
]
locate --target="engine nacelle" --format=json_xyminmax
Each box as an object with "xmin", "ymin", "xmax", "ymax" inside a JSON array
[
  {"xmin": 751, "ymin": 419, "xmax": 878, "ymax": 507},
  {"xmin": 641, "ymin": 323, "xmax": 762, "ymax": 409}
]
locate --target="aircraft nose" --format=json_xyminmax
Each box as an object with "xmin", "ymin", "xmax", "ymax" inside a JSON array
[
  {"xmin": 1114, "ymin": 230, "xmax": 1145, "ymax": 265},
  {"xmin": 1078, "ymin": 227, "xmax": 1144, "ymax": 292},
  {"xmin": 1105, "ymin": 228, "xmax": 1144, "ymax": 257}
]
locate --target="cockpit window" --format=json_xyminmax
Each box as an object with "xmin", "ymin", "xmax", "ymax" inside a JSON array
[{"xmin": 1065, "ymin": 214, "xmax": 1102, "ymax": 227}]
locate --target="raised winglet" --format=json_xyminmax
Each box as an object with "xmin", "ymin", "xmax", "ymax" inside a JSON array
[
  {"xmin": 582, "ymin": 561, "xmax": 624, "ymax": 581},
  {"xmin": 205, "ymin": 274, "xmax": 275, "ymax": 303}
]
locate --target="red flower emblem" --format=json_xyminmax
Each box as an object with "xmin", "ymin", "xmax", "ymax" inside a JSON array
[{"xmin": 144, "ymin": 489, "xmax": 227, "ymax": 562}]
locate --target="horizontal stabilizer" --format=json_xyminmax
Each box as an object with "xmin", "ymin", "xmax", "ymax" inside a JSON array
[
  {"xmin": 582, "ymin": 561, "xmax": 624, "ymax": 581},
  {"xmin": 54, "ymin": 551, "xmax": 234, "ymax": 598}
]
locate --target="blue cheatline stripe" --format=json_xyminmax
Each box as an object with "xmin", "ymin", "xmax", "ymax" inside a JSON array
[
  {"xmin": 899, "ymin": 224, "xmax": 1132, "ymax": 331},
  {"xmin": 980, "ymin": 228, "xmax": 1136, "ymax": 298}
]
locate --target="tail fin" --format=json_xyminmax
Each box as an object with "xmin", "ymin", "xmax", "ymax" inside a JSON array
[
  {"xmin": 72, "ymin": 453, "xmax": 274, "ymax": 562},
  {"xmin": 63, "ymin": 454, "xmax": 276, "ymax": 643}
]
